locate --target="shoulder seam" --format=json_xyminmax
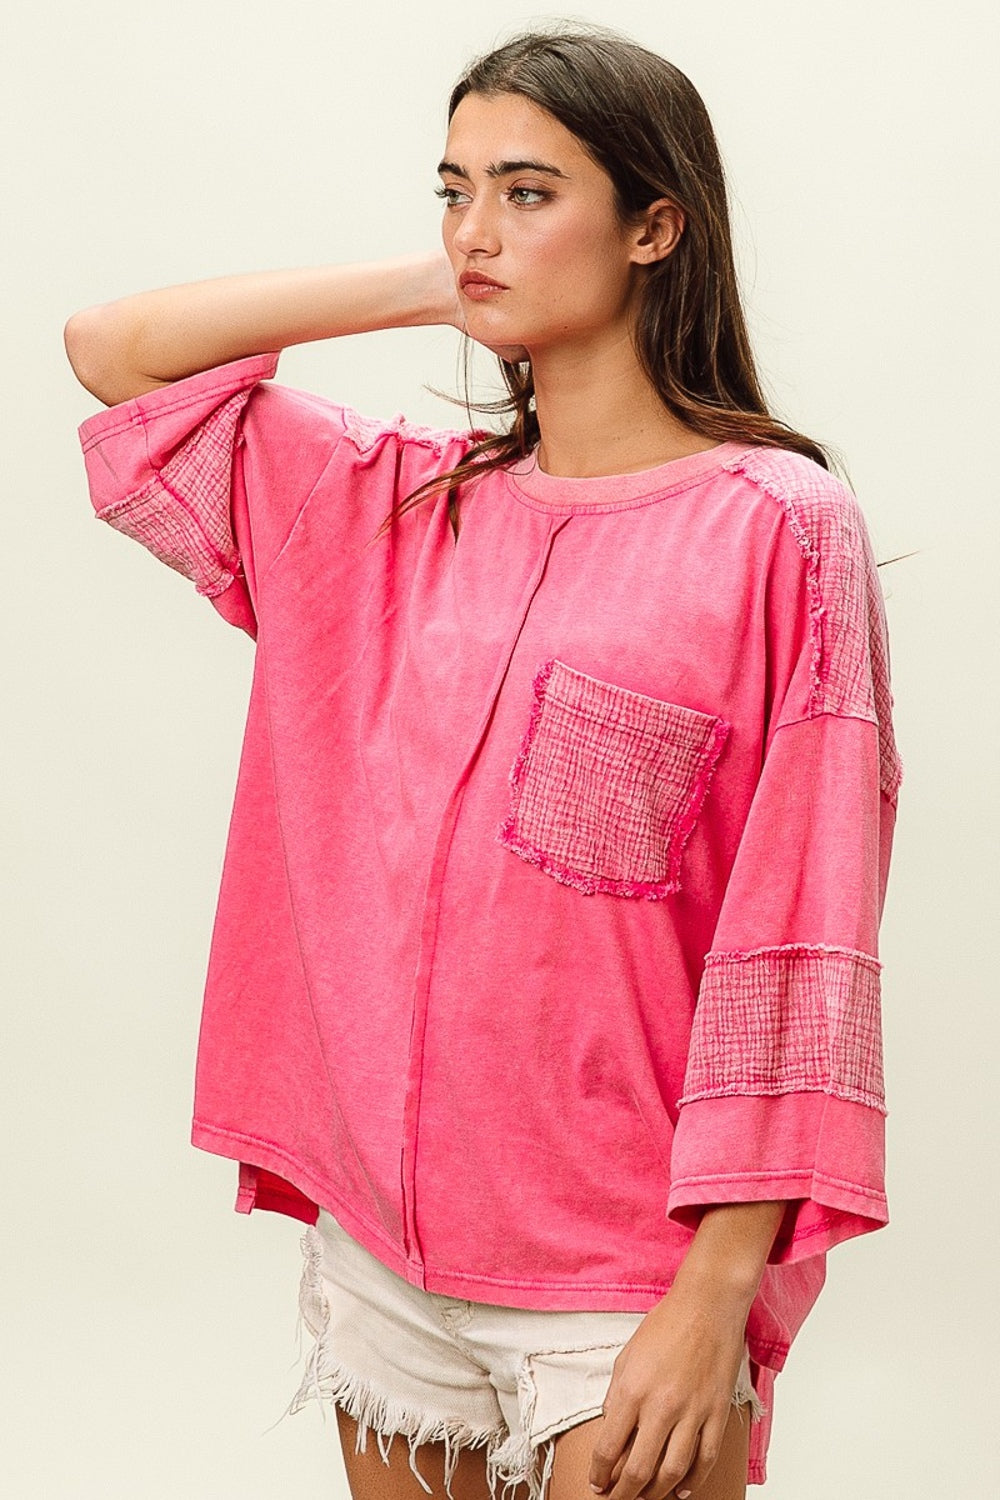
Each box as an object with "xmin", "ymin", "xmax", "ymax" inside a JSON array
[
  {"xmin": 340, "ymin": 407, "xmax": 486, "ymax": 457},
  {"xmin": 722, "ymin": 447, "xmax": 903, "ymax": 804},
  {"xmin": 722, "ymin": 447, "xmax": 841, "ymax": 719}
]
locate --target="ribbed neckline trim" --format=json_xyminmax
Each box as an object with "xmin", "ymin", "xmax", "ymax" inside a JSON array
[{"xmin": 504, "ymin": 439, "xmax": 753, "ymax": 513}]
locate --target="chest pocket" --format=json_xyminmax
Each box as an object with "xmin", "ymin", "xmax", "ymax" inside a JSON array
[{"xmin": 497, "ymin": 657, "xmax": 730, "ymax": 899}]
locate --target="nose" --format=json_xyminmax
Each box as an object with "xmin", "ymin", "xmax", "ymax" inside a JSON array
[{"xmin": 450, "ymin": 192, "xmax": 502, "ymax": 258}]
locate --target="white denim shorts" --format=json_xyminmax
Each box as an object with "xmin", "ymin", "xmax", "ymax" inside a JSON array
[{"xmin": 282, "ymin": 1208, "xmax": 766, "ymax": 1500}]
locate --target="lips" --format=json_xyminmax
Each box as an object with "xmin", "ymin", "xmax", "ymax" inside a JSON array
[{"xmin": 459, "ymin": 271, "xmax": 507, "ymax": 289}]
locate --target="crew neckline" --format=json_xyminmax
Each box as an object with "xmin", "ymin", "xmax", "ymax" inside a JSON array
[{"xmin": 504, "ymin": 439, "xmax": 752, "ymax": 514}]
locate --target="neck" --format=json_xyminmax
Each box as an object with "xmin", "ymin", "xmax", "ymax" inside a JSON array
[{"xmin": 529, "ymin": 315, "xmax": 714, "ymax": 478}]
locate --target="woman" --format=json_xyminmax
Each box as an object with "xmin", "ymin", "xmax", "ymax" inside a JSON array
[{"xmin": 65, "ymin": 21, "xmax": 902, "ymax": 1500}]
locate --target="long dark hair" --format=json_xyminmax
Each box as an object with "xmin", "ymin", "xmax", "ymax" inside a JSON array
[{"xmin": 376, "ymin": 20, "xmax": 851, "ymax": 543}]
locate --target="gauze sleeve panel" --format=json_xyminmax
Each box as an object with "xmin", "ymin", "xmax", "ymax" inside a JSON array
[
  {"xmin": 77, "ymin": 352, "xmax": 470, "ymax": 639},
  {"xmin": 79, "ymin": 353, "xmax": 281, "ymax": 635},
  {"xmin": 666, "ymin": 447, "xmax": 903, "ymax": 1263}
]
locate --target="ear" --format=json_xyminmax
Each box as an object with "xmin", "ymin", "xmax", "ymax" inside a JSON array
[{"xmin": 628, "ymin": 197, "xmax": 685, "ymax": 265}]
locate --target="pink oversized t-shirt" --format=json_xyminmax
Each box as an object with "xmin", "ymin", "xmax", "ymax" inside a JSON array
[{"xmin": 77, "ymin": 351, "xmax": 903, "ymax": 1484}]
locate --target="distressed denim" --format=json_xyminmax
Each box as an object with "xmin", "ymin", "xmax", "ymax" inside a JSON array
[{"xmin": 282, "ymin": 1209, "xmax": 765, "ymax": 1500}]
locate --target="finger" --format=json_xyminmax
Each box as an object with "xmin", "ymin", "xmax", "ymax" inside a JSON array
[
  {"xmin": 605, "ymin": 1412, "xmax": 678, "ymax": 1500},
  {"xmin": 591, "ymin": 1450, "xmax": 629, "ymax": 1497},
  {"xmin": 643, "ymin": 1421, "xmax": 700, "ymax": 1500},
  {"xmin": 606, "ymin": 1440, "xmax": 632, "ymax": 1491},
  {"xmin": 589, "ymin": 1405, "xmax": 638, "ymax": 1494},
  {"xmin": 673, "ymin": 1410, "xmax": 728, "ymax": 1496}
]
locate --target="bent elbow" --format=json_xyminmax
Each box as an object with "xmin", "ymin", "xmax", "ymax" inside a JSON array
[{"xmin": 63, "ymin": 305, "xmax": 146, "ymax": 407}]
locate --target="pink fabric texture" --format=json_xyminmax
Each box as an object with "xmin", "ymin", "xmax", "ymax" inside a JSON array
[{"xmin": 76, "ymin": 352, "xmax": 903, "ymax": 1486}]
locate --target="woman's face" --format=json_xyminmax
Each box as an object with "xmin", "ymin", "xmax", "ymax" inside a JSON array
[{"xmin": 438, "ymin": 91, "xmax": 648, "ymax": 362}]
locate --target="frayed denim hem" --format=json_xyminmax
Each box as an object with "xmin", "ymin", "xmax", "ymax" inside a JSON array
[
  {"xmin": 272, "ymin": 1226, "xmax": 559, "ymax": 1500},
  {"xmin": 273, "ymin": 1225, "xmax": 764, "ymax": 1500}
]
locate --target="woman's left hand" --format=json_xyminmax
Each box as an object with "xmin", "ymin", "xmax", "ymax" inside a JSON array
[{"xmin": 587, "ymin": 1277, "xmax": 749, "ymax": 1500}]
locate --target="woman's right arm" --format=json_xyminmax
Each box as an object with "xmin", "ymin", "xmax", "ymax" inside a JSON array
[{"xmin": 64, "ymin": 250, "xmax": 463, "ymax": 407}]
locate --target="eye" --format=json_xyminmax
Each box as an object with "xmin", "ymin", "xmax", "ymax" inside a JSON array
[
  {"xmin": 433, "ymin": 184, "xmax": 551, "ymax": 208},
  {"xmin": 507, "ymin": 186, "xmax": 549, "ymax": 206},
  {"xmin": 434, "ymin": 185, "xmax": 467, "ymax": 207}
]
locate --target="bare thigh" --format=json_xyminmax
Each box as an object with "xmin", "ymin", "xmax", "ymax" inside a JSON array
[
  {"xmin": 334, "ymin": 1401, "xmax": 750, "ymax": 1500},
  {"xmin": 335, "ymin": 1405, "xmax": 534, "ymax": 1500},
  {"xmin": 546, "ymin": 1403, "xmax": 751, "ymax": 1500}
]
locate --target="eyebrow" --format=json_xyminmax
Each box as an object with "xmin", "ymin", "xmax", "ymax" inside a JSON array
[{"xmin": 436, "ymin": 158, "xmax": 569, "ymax": 181}]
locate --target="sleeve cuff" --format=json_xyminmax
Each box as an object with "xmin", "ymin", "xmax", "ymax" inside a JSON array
[
  {"xmin": 667, "ymin": 1090, "xmax": 888, "ymax": 1261},
  {"xmin": 77, "ymin": 351, "xmax": 282, "ymax": 451}
]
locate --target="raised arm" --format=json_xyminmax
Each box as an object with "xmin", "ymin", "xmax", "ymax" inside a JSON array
[{"xmin": 63, "ymin": 250, "xmax": 463, "ymax": 407}]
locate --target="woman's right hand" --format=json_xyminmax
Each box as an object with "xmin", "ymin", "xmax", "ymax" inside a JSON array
[{"xmin": 426, "ymin": 247, "xmax": 466, "ymax": 333}]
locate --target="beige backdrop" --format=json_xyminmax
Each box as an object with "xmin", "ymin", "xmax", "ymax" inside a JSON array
[{"xmin": 3, "ymin": 0, "xmax": 997, "ymax": 1494}]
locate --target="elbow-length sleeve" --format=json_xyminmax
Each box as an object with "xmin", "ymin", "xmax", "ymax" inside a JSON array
[
  {"xmin": 666, "ymin": 450, "xmax": 904, "ymax": 1263},
  {"xmin": 76, "ymin": 351, "xmax": 356, "ymax": 638}
]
